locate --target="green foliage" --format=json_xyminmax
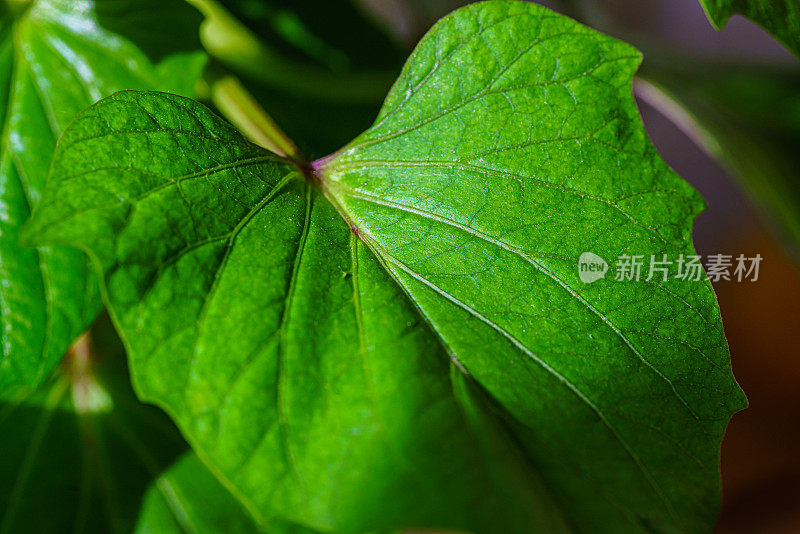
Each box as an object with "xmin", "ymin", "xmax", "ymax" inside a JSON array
[
  {"xmin": 698, "ymin": 0, "xmax": 800, "ymax": 56},
  {"xmin": 24, "ymin": 90, "xmax": 518, "ymax": 532},
  {"xmin": 0, "ymin": 0, "xmax": 206, "ymax": 397},
  {"xmin": 212, "ymin": 0, "xmax": 402, "ymax": 70},
  {"xmin": 26, "ymin": 2, "xmax": 745, "ymax": 532},
  {"xmin": 135, "ymin": 454, "xmax": 312, "ymax": 534},
  {"xmin": 0, "ymin": 317, "xmax": 272, "ymax": 534},
  {"xmin": 0, "ymin": 320, "xmax": 186, "ymax": 533}
]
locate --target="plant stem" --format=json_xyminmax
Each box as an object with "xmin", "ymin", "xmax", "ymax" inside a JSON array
[
  {"xmin": 63, "ymin": 332, "xmax": 112, "ymax": 414},
  {"xmin": 186, "ymin": 0, "xmax": 394, "ymax": 103},
  {"xmin": 209, "ymin": 74, "xmax": 303, "ymax": 163}
]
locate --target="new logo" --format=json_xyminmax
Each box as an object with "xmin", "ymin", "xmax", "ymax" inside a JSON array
[{"xmin": 578, "ymin": 252, "xmax": 609, "ymax": 284}]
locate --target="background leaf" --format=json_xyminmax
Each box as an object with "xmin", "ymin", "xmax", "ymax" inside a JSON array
[
  {"xmin": 637, "ymin": 64, "xmax": 800, "ymax": 262},
  {"xmin": 213, "ymin": 0, "xmax": 402, "ymax": 70},
  {"xmin": 135, "ymin": 453, "xmax": 312, "ymax": 534},
  {"xmin": 0, "ymin": 318, "xmax": 186, "ymax": 533},
  {"xmin": 190, "ymin": 0, "xmax": 403, "ymax": 157},
  {"xmin": 0, "ymin": 315, "xmax": 272, "ymax": 534},
  {"xmin": 0, "ymin": 0, "xmax": 206, "ymax": 397},
  {"xmin": 698, "ymin": 0, "xmax": 800, "ymax": 56}
]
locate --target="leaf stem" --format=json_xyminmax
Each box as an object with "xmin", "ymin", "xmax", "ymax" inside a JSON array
[
  {"xmin": 209, "ymin": 74, "xmax": 304, "ymax": 163},
  {"xmin": 62, "ymin": 332, "xmax": 112, "ymax": 414},
  {"xmin": 186, "ymin": 0, "xmax": 394, "ymax": 103}
]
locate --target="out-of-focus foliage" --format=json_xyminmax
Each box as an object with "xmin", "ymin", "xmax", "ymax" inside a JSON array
[
  {"xmin": 0, "ymin": 320, "xmax": 185, "ymax": 533},
  {"xmin": 698, "ymin": 0, "xmax": 800, "ymax": 56},
  {"xmin": 0, "ymin": 0, "xmax": 205, "ymax": 397},
  {"xmin": 135, "ymin": 454, "xmax": 316, "ymax": 534},
  {"xmin": 640, "ymin": 65, "xmax": 800, "ymax": 260}
]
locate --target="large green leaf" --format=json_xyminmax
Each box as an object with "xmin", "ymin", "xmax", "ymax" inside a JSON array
[
  {"xmin": 320, "ymin": 3, "xmax": 746, "ymax": 529},
  {"xmin": 26, "ymin": 1, "xmax": 745, "ymax": 532},
  {"xmin": 24, "ymin": 90, "xmax": 525, "ymax": 533},
  {"xmin": 698, "ymin": 0, "xmax": 800, "ymax": 56},
  {"xmin": 637, "ymin": 64, "xmax": 800, "ymax": 261},
  {"xmin": 0, "ymin": 0, "xmax": 206, "ymax": 397}
]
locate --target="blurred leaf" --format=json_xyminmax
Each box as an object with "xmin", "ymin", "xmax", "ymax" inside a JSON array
[
  {"xmin": 638, "ymin": 65, "xmax": 800, "ymax": 260},
  {"xmin": 0, "ymin": 0, "xmax": 206, "ymax": 397},
  {"xmin": 359, "ymin": 0, "xmax": 476, "ymax": 45},
  {"xmin": 136, "ymin": 453, "xmax": 313, "ymax": 534},
  {"xmin": 698, "ymin": 0, "xmax": 800, "ymax": 56},
  {"xmin": 26, "ymin": 2, "xmax": 744, "ymax": 533},
  {"xmin": 94, "ymin": 0, "xmax": 205, "ymax": 61},
  {"xmin": 0, "ymin": 321, "xmax": 186, "ymax": 533},
  {"xmin": 213, "ymin": 0, "xmax": 402, "ymax": 70},
  {"xmin": 236, "ymin": 81, "xmax": 387, "ymax": 159},
  {"xmin": 191, "ymin": 0, "xmax": 403, "ymax": 157},
  {"xmin": 188, "ymin": 0, "xmax": 398, "ymax": 99}
]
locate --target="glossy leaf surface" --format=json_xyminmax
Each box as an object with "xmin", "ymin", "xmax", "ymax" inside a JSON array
[
  {"xmin": 26, "ymin": 90, "xmax": 522, "ymax": 532},
  {"xmin": 27, "ymin": 2, "xmax": 745, "ymax": 532},
  {"xmin": 0, "ymin": 0, "xmax": 206, "ymax": 396},
  {"xmin": 322, "ymin": 3, "xmax": 746, "ymax": 531}
]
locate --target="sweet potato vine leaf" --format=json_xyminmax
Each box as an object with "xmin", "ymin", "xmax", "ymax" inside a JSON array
[
  {"xmin": 0, "ymin": 0, "xmax": 206, "ymax": 397},
  {"xmin": 698, "ymin": 0, "xmax": 800, "ymax": 57},
  {"xmin": 26, "ymin": 1, "xmax": 746, "ymax": 532}
]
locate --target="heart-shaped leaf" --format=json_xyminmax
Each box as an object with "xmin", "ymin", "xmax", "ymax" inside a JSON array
[{"xmin": 26, "ymin": 2, "xmax": 746, "ymax": 532}]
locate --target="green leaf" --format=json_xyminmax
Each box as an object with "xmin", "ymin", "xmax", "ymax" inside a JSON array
[
  {"xmin": 320, "ymin": 2, "xmax": 746, "ymax": 529},
  {"xmin": 0, "ymin": 319, "xmax": 187, "ymax": 533},
  {"xmin": 26, "ymin": 1, "xmax": 745, "ymax": 532},
  {"xmin": 136, "ymin": 453, "xmax": 312, "ymax": 534},
  {"xmin": 637, "ymin": 64, "xmax": 800, "ymax": 261},
  {"xmin": 24, "ymin": 90, "xmax": 525, "ymax": 533},
  {"xmin": 698, "ymin": 0, "xmax": 800, "ymax": 56},
  {"xmin": 0, "ymin": 0, "xmax": 206, "ymax": 396}
]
